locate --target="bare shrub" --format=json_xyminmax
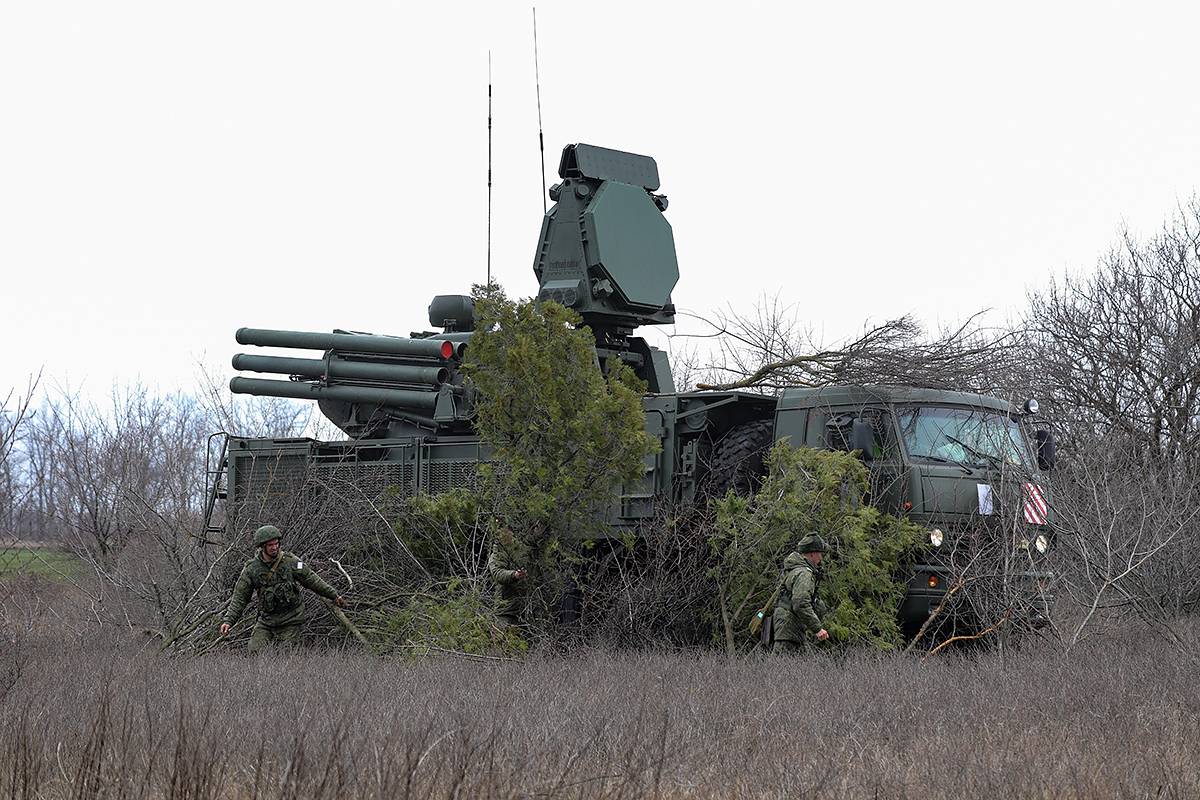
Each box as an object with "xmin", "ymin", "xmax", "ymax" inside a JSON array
[
  {"xmin": 1047, "ymin": 436, "xmax": 1198, "ymax": 652},
  {"xmin": 578, "ymin": 504, "xmax": 714, "ymax": 650}
]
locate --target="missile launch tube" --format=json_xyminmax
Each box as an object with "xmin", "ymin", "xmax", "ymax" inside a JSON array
[
  {"xmin": 229, "ymin": 377, "xmax": 440, "ymax": 410},
  {"xmin": 236, "ymin": 328, "xmax": 453, "ymax": 360},
  {"xmin": 231, "ymin": 354, "xmax": 449, "ymax": 385}
]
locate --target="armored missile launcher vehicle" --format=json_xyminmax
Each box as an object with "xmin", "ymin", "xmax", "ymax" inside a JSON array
[{"xmin": 206, "ymin": 143, "xmax": 1055, "ymax": 635}]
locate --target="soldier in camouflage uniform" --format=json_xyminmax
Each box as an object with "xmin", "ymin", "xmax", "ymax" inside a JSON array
[
  {"xmin": 487, "ymin": 527, "xmax": 529, "ymax": 627},
  {"xmin": 219, "ymin": 525, "xmax": 346, "ymax": 653},
  {"xmin": 771, "ymin": 532, "xmax": 830, "ymax": 654}
]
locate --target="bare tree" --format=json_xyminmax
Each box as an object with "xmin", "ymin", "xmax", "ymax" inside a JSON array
[
  {"xmin": 7, "ymin": 385, "xmax": 215, "ymax": 633},
  {"xmin": 1026, "ymin": 198, "xmax": 1200, "ymax": 627},
  {"xmin": 195, "ymin": 362, "xmax": 313, "ymax": 439},
  {"xmin": 0, "ymin": 376, "xmax": 39, "ymax": 534},
  {"xmin": 1026, "ymin": 199, "xmax": 1200, "ymax": 471},
  {"xmin": 0, "ymin": 375, "xmax": 42, "ymax": 584}
]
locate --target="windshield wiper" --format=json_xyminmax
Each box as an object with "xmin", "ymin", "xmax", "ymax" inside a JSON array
[
  {"xmin": 945, "ymin": 435, "xmax": 1001, "ymax": 470},
  {"xmin": 912, "ymin": 454, "xmax": 973, "ymax": 474}
]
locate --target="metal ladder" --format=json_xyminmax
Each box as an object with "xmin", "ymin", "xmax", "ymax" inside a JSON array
[{"xmin": 202, "ymin": 431, "xmax": 229, "ymax": 540}]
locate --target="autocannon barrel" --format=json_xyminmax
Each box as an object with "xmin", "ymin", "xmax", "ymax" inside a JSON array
[
  {"xmin": 236, "ymin": 327, "xmax": 456, "ymax": 360},
  {"xmin": 229, "ymin": 377, "xmax": 439, "ymax": 409},
  {"xmin": 231, "ymin": 354, "xmax": 449, "ymax": 386}
]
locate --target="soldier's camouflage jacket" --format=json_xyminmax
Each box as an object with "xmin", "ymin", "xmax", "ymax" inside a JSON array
[
  {"xmin": 772, "ymin": 551, "xmax": 827, "ymax": 644},
  {"xmin": 487, "ymin": 535, "xmax": 530, "ymax": 620},
  {"xmin": 223, "ymin": 551, "xmax": 338, "ymax": 628}
]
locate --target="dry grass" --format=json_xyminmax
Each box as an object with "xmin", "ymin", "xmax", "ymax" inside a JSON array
[{"xmin": 1, "ymin": 596, "xmax": 1198, "ymax": 800}]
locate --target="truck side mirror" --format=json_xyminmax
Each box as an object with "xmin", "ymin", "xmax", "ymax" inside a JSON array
[
  {"xmin": 851, "ymin": 420, "xmax": 875, "ymax": 461},
  {"xmin": 1035, "ymin": 428, "xmax": 1056, "ymax": 470}
]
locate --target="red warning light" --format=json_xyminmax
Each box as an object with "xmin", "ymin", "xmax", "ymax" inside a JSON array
[{"xmin": 440, "ymin": 341, "xmax": 455, "ymax": 359}]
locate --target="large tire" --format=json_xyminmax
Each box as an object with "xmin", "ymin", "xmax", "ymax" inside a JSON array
[{"xmin": 706, "ymin": 419, "xmax": 775, "ymax": 499}]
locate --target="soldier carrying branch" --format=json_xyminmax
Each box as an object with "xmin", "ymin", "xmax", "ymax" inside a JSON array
[{"xmin": 219, "ymin": 524, "xmax": 346, "ymax": 653}]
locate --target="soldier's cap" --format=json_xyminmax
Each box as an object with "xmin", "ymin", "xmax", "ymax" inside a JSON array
[
  {"xmin": 796, "ymin": 532, "xmax": 828, "ymax": 553},
  {"xmin": 253, "ymin": 525, "xmax": 282, "ymax": 548}
]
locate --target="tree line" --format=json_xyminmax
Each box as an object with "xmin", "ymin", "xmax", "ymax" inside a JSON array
[{"xmin": 1, "ymin": 199, "xmax": 1197, "ymax": 654}]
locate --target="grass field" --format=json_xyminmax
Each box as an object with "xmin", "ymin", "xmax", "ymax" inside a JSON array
[
  {"xmin": 2, "ymin": 576, "xmax": 1198, "ymax": 799},
  {"xmin": 0, "ymin": 546, "xmax": 81, "ymax": 579},
  {"xmin": 0, "ymin": 621, "xmax": 1197, "ymax": 799}
]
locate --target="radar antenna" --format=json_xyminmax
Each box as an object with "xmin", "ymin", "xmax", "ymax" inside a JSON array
[
  {"xmin": 487, "ymin": 50, "xmax": 493, "ymax": 286},
  {"xmin": 532, "ymin": 7, "xmax": 547, "ymax": 213}
]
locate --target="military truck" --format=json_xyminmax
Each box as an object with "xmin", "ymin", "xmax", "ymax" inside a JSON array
[{"xmin": 207, "ymin": 143, "xmax": 1056, "ymax": 635}]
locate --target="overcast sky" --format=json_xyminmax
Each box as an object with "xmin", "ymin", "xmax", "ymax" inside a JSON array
[{"xmin": 3, "ymin": 1, "xmax": 1199, "ymax": 399}]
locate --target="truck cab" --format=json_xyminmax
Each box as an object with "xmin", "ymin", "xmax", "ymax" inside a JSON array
[{"xmin": 774, "ymin": 385, "xmax": 1056, "ymax": 635}]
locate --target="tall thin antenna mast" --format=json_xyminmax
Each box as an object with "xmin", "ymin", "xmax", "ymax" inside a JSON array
[
  {"xmin": 532, "ymin": 7, "xmax": 547, "ymax": 213},
  {"xmin": 487, "ymin": 50, "xmax": 493, "ymax": 287}
]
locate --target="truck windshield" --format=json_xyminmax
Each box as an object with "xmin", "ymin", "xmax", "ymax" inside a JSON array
[{"xmin": 897, "ymin": 406, "xmax": 1030, "ymax": 469}]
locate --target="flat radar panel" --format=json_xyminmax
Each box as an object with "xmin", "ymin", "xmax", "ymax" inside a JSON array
[
  {"xmin": 559, "ymin": 143, "xmax": 660, "ymax": 190},
  {"xmin": 583, "ymin": 181, "xmax": 679, "ymax": 311}
]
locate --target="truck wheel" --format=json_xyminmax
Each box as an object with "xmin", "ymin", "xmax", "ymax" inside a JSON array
[{"xmin": 706, "ymin": 419, "xmax": 774, "ymax": 499}]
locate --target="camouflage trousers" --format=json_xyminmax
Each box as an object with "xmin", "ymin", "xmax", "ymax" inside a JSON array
[
  {"xmin": 771, "ymin": 638, "xmax": 812, "ymax": 655},
  {"xmin": 248, "ymin": 622, "xmax": 302, "ymax": 654}
]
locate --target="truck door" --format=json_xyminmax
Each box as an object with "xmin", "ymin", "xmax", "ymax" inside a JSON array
[{"xmin": 864, "ymin": 411, "xmax": 906, "ymax": 515}]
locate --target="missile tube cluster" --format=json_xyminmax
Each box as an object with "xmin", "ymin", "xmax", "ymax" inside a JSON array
[{"xmin": 229, "ymin": 327, "xmax": 465, "ymax": 412}]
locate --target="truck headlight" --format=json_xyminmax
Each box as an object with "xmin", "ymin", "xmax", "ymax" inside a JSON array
[
  {"xmin": 1034, "ymin": 534, "xmax": 1049, "ymax": 554},
  {"xmin": 930, "ymin": 528, "xmax": 944, "ymax": 547}
]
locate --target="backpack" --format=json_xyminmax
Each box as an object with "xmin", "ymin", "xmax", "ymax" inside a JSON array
[{"xmin": 748, "ymin": 577, "xmax": 785, "ymax": 645}]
